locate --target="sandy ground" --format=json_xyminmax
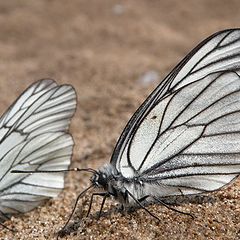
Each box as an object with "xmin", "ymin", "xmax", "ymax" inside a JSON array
[{"xmin": 0, "ymin": 0, "xmax": 240, "ymax": 239}]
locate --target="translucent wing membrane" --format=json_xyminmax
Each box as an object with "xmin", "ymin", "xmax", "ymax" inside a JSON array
[
  {"xmin": 0, "ymin": 79, "xmax": 76, "ymax": 220},
  {"xmin": 112, "ymin": 29, "xmax": 240, "ymax": 196}
]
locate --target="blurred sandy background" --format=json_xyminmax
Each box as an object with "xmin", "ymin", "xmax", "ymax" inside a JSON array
[{"xmin": 0, "ymin": 0, "xmax": 240, "ymax": 239}]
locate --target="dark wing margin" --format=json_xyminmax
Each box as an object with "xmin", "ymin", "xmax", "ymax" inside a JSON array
[{"xmin": 0, "ymin": 79, "xmax": 76, "ymax": 220}]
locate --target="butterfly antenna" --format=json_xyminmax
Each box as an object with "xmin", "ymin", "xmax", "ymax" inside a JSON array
[
  {"xmin": 11, "ymin": 167, "xmax": 98, "ymax": 175},
  {"xmin": 57, "ymin": 184, "xmax": 94, "ymax": 239}
]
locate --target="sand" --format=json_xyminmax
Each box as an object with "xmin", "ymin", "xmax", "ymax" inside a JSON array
[{"xmin": 0, "ymin": 0, "xmax": 240, "ymax": 239}]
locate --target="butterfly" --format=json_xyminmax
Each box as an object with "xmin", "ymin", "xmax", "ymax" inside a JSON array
[
  {"xmin": 66, "ymin": 28, "xmax": 240, "ymax": 224},
  {"xmin": 0, "ymin": 79, "xmax": 76, "ymax": 226}
]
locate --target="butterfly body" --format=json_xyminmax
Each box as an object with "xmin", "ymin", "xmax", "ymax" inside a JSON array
[{"xmin": 92, "ymin": 163, "xmax": 178, "ymax": 206}]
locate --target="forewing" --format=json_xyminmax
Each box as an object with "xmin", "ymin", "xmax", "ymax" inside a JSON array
[
  {"xmin": 112, "ymin": 29, "xmax": 240, "ymax": 194},
  {"xmin": 0, "ymin": 79, "xmax": 76, "ymax": 219},
  {"xmin": 0, "ymin": 79, "xmax": 76, "ymax": 139}
]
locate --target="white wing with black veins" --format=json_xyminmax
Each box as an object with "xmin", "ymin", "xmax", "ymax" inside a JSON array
[
  {"xmin": 0, "ymin": 79, "xmax": 76, "ymax": 220},
  {"xmin": 111, "ymin": 29, "xmax": 240, "ymax": 196}
]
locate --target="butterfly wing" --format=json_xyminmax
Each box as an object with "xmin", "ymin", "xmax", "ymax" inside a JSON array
[
  {"xmin": 111, "ymin": 29, "xmax": 240, "ymax": 196},
  {"xmin": 0, "ymin": 79, "xmax": 76, "ymax": 220}
]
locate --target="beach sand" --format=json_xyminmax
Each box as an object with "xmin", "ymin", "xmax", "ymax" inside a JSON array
[{"xmin": 0, "ymin": 1, "xmax": 240, "ymax": 239}]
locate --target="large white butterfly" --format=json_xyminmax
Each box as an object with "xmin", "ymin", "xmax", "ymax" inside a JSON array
[
  {"xmin": 0, "ymin": 79, "xmax": 76, "ymax": 222},
  {"xmin": 101, "ymin": 28, "xmax": 240, "ymax": 201},
  {"xmin": 60, "ymin": 28, "xmax": 240, "ymax": 227},
  {"xmin": 35, "ymin": 29, "xmax": 240, "ymax": 236}
]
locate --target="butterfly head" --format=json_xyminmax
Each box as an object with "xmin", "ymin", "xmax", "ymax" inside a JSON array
[
  {"xmin": 90, "ymin": 164, "xmax": 127, "ymax": 202},
  {"xmin": 91, "ymin": 171, "xmax": 108, "ymax": 189},
  {"xmin": 91, "ymin": 164, "xmax": 116, "ymax": 188}
]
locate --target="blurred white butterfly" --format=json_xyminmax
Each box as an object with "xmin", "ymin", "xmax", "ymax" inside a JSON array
[
  {"xmin": 59, "ymin": 29, "xmax": 240, "ymax": 228},
  {"xmin": 0, "ymin": 79, "xmax": 76, "ymax": 223}
]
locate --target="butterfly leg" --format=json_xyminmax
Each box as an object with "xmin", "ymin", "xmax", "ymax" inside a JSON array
[
  {"xmin": 86, "ymin": 192, "xmax": 108, "ymax": 218},
  {"xmin": 118, "ymin": 204, "xmax": 124, "ymax": 212},
  {"xmin": 152, "ymin": 196, "xmax": 194, "ymax": 219},
  {"xmin": 125, "ymin": 195, "xmax": 149, "ymax": 213},
  {"xmin": 57, "ymin": 185, "xmax": 94, "ymax": 239},
  {"xmin": 125, "ymin": 190, "xmax": 160, "ymax": 221},
  {"xmin": 97, "ymin": 193, "xmax": 109, "ymax": 220}
]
